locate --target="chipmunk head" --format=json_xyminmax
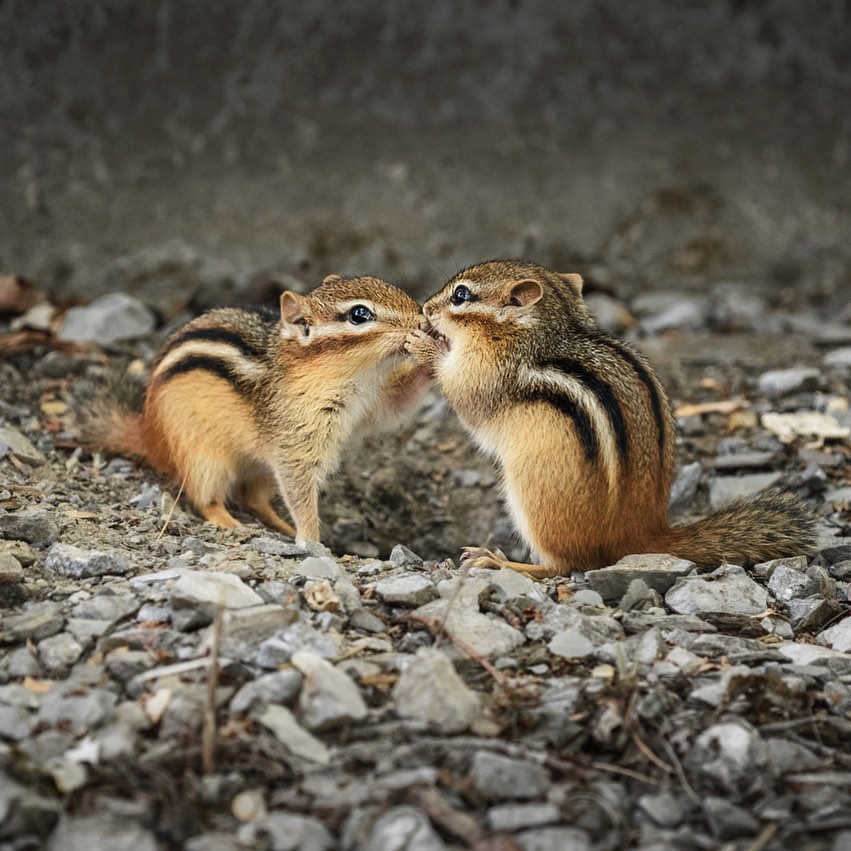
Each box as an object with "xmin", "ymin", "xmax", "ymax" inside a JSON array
[
  {"xmin": 422, "ymin": 260, "xmax": 593, "ymax": 357},
  {"xmin": 279, "ymin": 274, "xmax": 421, "ymax": 365}
]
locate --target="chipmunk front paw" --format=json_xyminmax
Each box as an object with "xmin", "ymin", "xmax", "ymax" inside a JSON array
[{"xmin": 460, "ymin": 546, "xmax": 509, "ymax": 570}]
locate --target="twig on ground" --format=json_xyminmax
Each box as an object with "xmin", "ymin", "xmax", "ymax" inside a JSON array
[{"xmin": 201, "ymin": 607, "xmax": 224, "ymax": 775}]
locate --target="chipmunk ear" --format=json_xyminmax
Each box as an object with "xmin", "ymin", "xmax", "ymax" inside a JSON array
[
  {"xmin": 558, "ymin": 273, "xmax": 583, "ymax": 295},
  {"xmin": 280, "ymin": 291, "xmax": 312, "ymax": 338},
  {"xmin": 322, "ymin": 274, "xmax": 344, "ymax": 285},
  {"xmin": 506, "ymin": 279, "xmax": 543, "ymax": 308}
]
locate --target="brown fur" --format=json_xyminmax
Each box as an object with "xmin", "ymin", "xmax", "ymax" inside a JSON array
[
  {"xmin": 408, "ymin": 259, "xmax": 817, "ymax": 575},
  {"xmin": 78, "ymin": 276, "xmax": 425, "ymax": 540}
]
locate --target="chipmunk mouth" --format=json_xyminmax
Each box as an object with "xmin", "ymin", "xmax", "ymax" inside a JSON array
[{"xmin": 423, "ymin": 321, "xmax": 450, "ymax": 353}]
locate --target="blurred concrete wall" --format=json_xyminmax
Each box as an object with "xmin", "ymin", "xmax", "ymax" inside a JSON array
[{"xmin": 1, "ymin": 0, "xmax": 849, "ymax": 309}]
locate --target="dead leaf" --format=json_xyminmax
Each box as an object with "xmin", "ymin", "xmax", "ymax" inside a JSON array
[
  {"xmin": 40, "ymin": 399, "xmax": 68, "ymax": 416},
  {"xmin": 762, "ymin": 411, "xmax": 851, "ymax": 446},
  {"xmin": 143, "ymin": 687, "xmax": 172, "ymax": 724},
  {"xmin": 304, "ymin": 579, "xmax": 341, "ymax": 612},
  {"xmin": 23, "ymin": 676, "xmax": 53, "ymax": 693},
  {"xmin": 676, "ymin": 398, "xmax": 747, "ymax": 417}
]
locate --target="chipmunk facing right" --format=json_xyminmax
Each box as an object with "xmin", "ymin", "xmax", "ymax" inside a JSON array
[
  {"xmin": 79, "ymin": 275, "xmax": 426, "ymax": 541},
  {"xmin": 407, "ymin": 259, "xmax": 817, "ymax": 577}
]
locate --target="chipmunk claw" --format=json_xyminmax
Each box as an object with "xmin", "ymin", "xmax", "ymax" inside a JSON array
[{"xmin": 460, "ymin": 546, "xmax": 509, "ymax": 570}]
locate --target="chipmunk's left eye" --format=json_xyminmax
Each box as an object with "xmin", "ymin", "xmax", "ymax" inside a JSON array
[{"xmin": 347, "ymin": 304, "xmax": 375, "ymax": 324}]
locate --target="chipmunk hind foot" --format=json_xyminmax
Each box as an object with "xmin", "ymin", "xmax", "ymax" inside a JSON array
[{"xmin": 460, "ymin": 546, "xmax": 566, "ymax": 578}]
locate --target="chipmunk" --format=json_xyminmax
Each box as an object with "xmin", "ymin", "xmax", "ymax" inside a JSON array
[
  {"xmin": 79, "ymin": 275, "xmax": 427, "ymax": 541},
  {"xmin": 406, "ymin": 259, "xmax": 817, "ymax": 577}
]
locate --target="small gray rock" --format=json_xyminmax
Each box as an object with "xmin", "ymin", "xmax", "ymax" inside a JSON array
[
  {"xmin": 666, "ymin": 565, "xmax": 767, "ymax": 616},
  {"xmin": 389, "ymin": 544, "xmax": 424, "ymax": 569},
  {"xmin": 548, "ymin": 628, "xmax": 594, "ymax": 659},
  {"xmin": 256, "ymin": 705, "xmax": 329, "ymax": 765},
  {"xmin": 470, "ymin": 751, "xmax": 550, "ymax": 801},
  {"xmin": 0, "ymin": 426, "xmax": 47, "ymax": 465},
  {"xmin": 787, "ymin": 596, "xmax": 841, "ymax": 631},
  {"xmin": 46, "ymin": 813, "xmax": 158, "ymax": 851},
  {"xmin": 231, "ymin": 670, "xmax": 304, "ymax": 714},
  {"xmin": 768, "ymin": 563, "xmax": 818, "ymax": 601},
  {"xmin": 349, "ymin": 609, "xmax": 386, "ymax": 633},
  {"xmin": 516, "ymin": 826, "xmax": 592, "ymax": 851},
  {"xmin": 637, "ymin": 791, "xmax": 685, "ymax": 827},
  {"xmin": 256, "ymin": 622, "xmax": 339, "ymax": 669},
  {"xmin": 374, "ymin": 574, "xmax": 437, "ymax": 607},
  {"xmin": 0, "ymin": 551, "xmax": 24, "ymax": 583},
  {"xmin": 488, "ymin": 567, "xmax": 537, "ymax": 601},
  {"xmin": 219, "ymin": 604, "xmax": 299, "ymax": 661},
  {"xmin": 708, "ymin": 472, "xmax": 783, "ymax": 510},
  {"xmin": 703, "ymin": 796, "xmax": 761, "ymax": 840},
  {"xmin": 757, "ymin": 366, "xmax": 820, "ymax": 398},
  {"xmin": 668, "ymin": 461, "xmax": 702, "ymax": 515},
  {"xmin": 686, "ymin": 720, "xmax": 774, "ymax": 799},
  {"xmin": 0, "ymin": 509, "xmax": 58, "ymax": 547},
  {"xmin": 0, "ymin": 704, "xmax": 35, "ymax": 740},
  {"xmin": 361, "ymin": 805, "xmax": 445, "ymax": 851},
  {"xmin": 638, "ymin": 296, "xmax": 710, "ymax": 335},
  {"xmin": 38, "ymin": 633, "xmax": 84, "ymax": 670},
  {"xmin": 393, "ymin": 647, "xmax": 480, "ymax": 733},
  {"xmin": 819, "ymin": 616, "xmax": 851, "ymax": 653},
  {"xmin": 486, "ymin": 802, "xmax": 560, "ymax": 832},
  {"xmin": 57, "ymin": 292, "xmax": 156, "ymax": 345},
  {"xmin": 1, "ymin": 600, "xmax": 64, "ymax": 641},
  {"xmin": 712, "ymin": 450, "xmax": 777, "ymax": 470},
  {"xmin": 171, "ymin": 570, "xmax": 264, "ymax": 614},
  {"xmin": 45, "ymin": 542, "xmax": 133, "ymax": 577},
  {"xmin": 824, "ymin": 346, "xmax": 851, "ymax": 368},
  {"xmin": 294, "ymin": 557, "xmax": 342, "ymax": 580},
  {"xmin": 587, "ymin": 553, "xmax": 696, "ymax": 601},
  {"xmin": 291, "ymin": 651, "xmax": 368, "ymax": 731},
  {"xmin": 71, "ymin": 593, "xmax": 137, "ymax": 622},
  {"xmin": 39, "ymin": 687, "xmax": 118, "ymax": 733}
]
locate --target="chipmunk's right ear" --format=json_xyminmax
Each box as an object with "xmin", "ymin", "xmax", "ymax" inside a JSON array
[
  {"xmin": 558, "ymin": 273, "xmax": 583, "ymax": 295},
  {"xmin": 280, "ymin": 291, "xmax": 312, "ymax": 339},
  {"xmin": 322, "ymin": 274, "xmax": 344, "ymax": 285}
]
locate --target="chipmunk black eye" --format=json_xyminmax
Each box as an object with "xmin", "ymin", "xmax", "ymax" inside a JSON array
[
  {"xmin": 347, "ymin": 304, "xmax": 374, "ymax": 324},
  {"xmin": 450, "ymin": 285, "xmax": 476, "ymax": 306}
]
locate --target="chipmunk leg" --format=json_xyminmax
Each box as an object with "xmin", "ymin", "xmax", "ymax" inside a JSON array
[
  {"xmin": 275, "ymin": 469, "xmax": 321, "ymax": 543},
  {"xmin": 241, "ymin": 476, "xmax": 296, "ymax": 537},
  {"xmin": 198, "ymin": 501, "xmax": 241, "ymax": 528},
  {"xmin": 460, "ymin": 546, "xmax": 563, "ymax": 578}
]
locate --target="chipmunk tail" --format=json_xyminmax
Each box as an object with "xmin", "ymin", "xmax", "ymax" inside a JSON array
[
  {"xmin": 648, "ymin": 489, "xmax": 818, "ymax": 567},
  {"xmin": 71, "ymin": 368, "xmax": 148, "ymax": 461}
]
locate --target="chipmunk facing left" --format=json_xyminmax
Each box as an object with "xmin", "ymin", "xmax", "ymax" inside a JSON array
[
  {"xmin": 407, "ymin": 259, "xmax": 817, "ymax": 577},
  {"xmin": 79, "ymin": 275, "xmax": 426, "ymax": 541}
]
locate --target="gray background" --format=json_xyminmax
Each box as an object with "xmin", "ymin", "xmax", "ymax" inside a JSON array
[{"xmin": 2, "ymin": 0, "xmax": 849, "ymax": 313}]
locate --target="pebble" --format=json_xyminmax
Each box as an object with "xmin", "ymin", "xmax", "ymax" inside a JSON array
[
  {"xmin": 470, "ymin": 751, "xmax": 550, "ymax": 801},
  {"xmin": 256, "ymin": 705, "xmax": 330, "ymax": 765},
  {"xmin": 708, "ymin": 472, "xmax": 783, "ymax": 509},
  {"xmin": 0, "ymin": 509, "xmax": 58, "ymax": 547},
  {"xmin": 516, "ymin": 826, "xmax": 592, "ymax": 851},
  {"xmin": 388, "ymin": 544, "xmax": 424, "ymax": 569},
  {"xmin": 0, "ymin": 426, "xmax": 47, "ymax": 465},
  {"xmin": 823, "ymin": 346, "xmax": 851, "ymax": 368},
  {"xmin": 487, "ymin": 567, "xmax": 538, "ymax": 601},
  {"xmin": 666, "ymin": 565, "xmax": 768, "ymax": 616},
  {"xmin": 757, "ymin": 366, "xmax": 820, "ymax": 398},
  {"xmin": 711, "ymin": 449, "xmax": 777, "ymax": 470},
  {"xmin": 255, "ymin": 622, "xmax": 340, "ymax": 668},
  {"xmin": 668, "ymin": 461, "xmax": 702, "ymax": 514},
  {"xmin": 548, "ymin": 627, "xmax": 594, "ymax": 659},
  {"xmin": 171, "ymin": 570, "xmax": 264, "ymax": 614},
  {"xmin": 818, "ymin": 616, "xmax": 851, "ymax": 653},
  {"xmin": 392, "ymin": 647, "xmax": 480, "ymax": 733},
  {"xmin": 374, "ymin": 573, "xmax": 437, "ymax": 606},
  {"xmin": 361, "ymin": 805, "xmax": 446, "ymax": 851},
  {"xmin": 37, "ymin": 633, "xmax": 84, "ymax": 670},
  {"xmin": 768, "ymin": 563, "xmax": 819, "ymax": 601},
  {"xmin": 703, "ymin": 796, "xmax": 761, "ymax": 840},
  {"xmin": 293, "ymin": 556, "xmax": 342, "ymax": 581},
  {"xmin": 637, "ymin": 295, "xmax": 710, "ymax": 335},
  {"xmin": 486, "ymin": 802, "xmax": 561, "ymax": 832},
  {"xmin": 586, "ymin": 553, "xmax": 696, "ymax": 601},
  {"xmin": 686, "ymin": 720, "xmax": 773, "ymax": 798},
  {"xmin": 45, "ymin": 542, "xmax": 133, "ymax": 577},
  {"xmin": 291, "ymin": 651, "xmax": 368, "ymax": 731},
  {"xmin": 230, "ymin": 669, "xmax": 304, "ymax": 714},
  {"xmin": 1, "ymin": 600, "xmax": 65, "ymax": 641},
  {"xmin": 413, "ymin": 578, "xmax": 525, "ymax": 657},
  {"xmin": 57, "ymin": 292, "xmax": 156, "ymax": 345}
]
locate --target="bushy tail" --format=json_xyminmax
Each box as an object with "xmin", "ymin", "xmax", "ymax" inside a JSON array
[
  {"xmin": 648, "ymin": 489, "xmax": 818, "ymax": 567},
  {"xmin": 71, "ymin": 369, "xmax": 148, "ymax": 461}
]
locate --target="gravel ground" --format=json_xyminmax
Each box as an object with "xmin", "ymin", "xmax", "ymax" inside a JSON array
[{"xmin": 1, "ymin": 281, "xmax": 850, "ymax": 851}]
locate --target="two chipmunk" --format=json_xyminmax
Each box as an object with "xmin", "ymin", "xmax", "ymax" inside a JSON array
[{"xmin": 82, "ymin": 261, "xmax": 816, "ymax": 574}]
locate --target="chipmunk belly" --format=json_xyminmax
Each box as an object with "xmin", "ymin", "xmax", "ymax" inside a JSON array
[{"xmin": 496, "ymin": 405, "xmax": 617, "ymax": 569}]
